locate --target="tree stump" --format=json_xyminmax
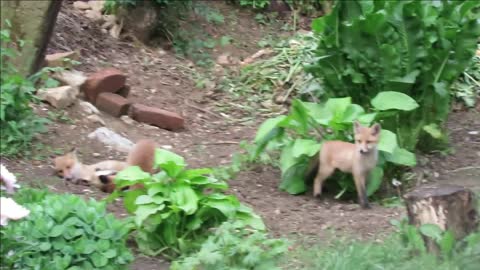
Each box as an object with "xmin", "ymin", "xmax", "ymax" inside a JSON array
[{"xmin": 404, "ymin": 184, "xmax": 478, "ymax": 254}]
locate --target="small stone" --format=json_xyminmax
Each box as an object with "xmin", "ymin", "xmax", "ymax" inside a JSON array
[
  {"xmin": 433, "ymin": 172, "xmax": 440, "ymax": 178},
  {"xmin": 85, "ymin": 9, "xmax": 103, "ymax": 22},
  {"xmin": 161, "ymin": 145, "xmax": 173, "ymax": 149},
  {"xmin": 468, "ymin": 131, "xmax": 479, "ymax": 135},
  {"xmin": 93, "ymin": 153, "xmax": 101, "ymax": 157},
  {"xmin": 79, "ymin": 101, "xmax": 100, "ymax": 115},
  {"xmin": 37, "ymin": 86, "xmax": 78, "ymax": 109},
  {"xmin": 73, "ymin": 1, "xmax": 91, "ymax": 10},
  {"xmin": 87, "ymin": 114, "xmax": 106, "ymax": 125},
  {"xmin": 44, "ymin": 51, "xmax": 80, "ymax": 68},
  {"xmin": 120, "ymin": 115, "xmax": 135, "ymax": 125},
  {"xmin": 87, "ymin": 127, "xmax": 134, "ymax": 153},
  {"xmin": 52, "ymin": 70, "xmax": 87, "ymax": 87},
  {"xmin": 89, "ymin": 0, "xmax": 104, "ymax": 12},
  {"xmin": 217, "ymin": 53, "xmax": 232, "ymax": 66},
  {"xmin": 274, "ymin": 209, "xmax": 281, "ymax": 215}
]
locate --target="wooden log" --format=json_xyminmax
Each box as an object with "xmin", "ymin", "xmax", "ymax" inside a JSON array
[{"xmin": 404, "ymin": 184, "xmax": 478, "ymax": 254}]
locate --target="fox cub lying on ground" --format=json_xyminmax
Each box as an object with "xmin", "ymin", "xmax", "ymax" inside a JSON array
[
  {"xmin": 54, "ymin": 139, "xmax": 156, "ymax": 193},
  {"xmin": 308, "ymin": 121, "xmax": 381, "ymax": 209}
]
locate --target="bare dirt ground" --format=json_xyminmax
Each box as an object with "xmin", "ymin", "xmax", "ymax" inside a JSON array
[{"xmin": 2, "ymin": 1, "xmax": 479, "ymax": 269}]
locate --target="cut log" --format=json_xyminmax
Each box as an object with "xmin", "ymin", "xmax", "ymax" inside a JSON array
[{"xmin": 404, "ymin": 184, "xmax": 478, "ymax": 254}]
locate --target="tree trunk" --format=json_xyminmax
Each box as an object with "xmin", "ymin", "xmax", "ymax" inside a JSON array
[
  {"xmin": 404, "ymin": 184, "xmax": 478, "ymax": 254},
  {"xmin": 0, "ymin": 0, "xmax": 63, "ymax": 76}
]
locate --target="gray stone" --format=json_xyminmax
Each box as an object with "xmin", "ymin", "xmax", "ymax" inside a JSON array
[
  {"xmin": 87, "ymin": 127, "xmax": 133, "ymax": 153},
  {"xmin": 37, "ymin": 86, "xmax": 78, "ymax": 109}
]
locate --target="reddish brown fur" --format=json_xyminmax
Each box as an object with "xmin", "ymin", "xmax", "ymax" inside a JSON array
[
  {"xmin": 313, "ymin": 121, "xmax": 381, "ymax": 208},
  {"xmin": 99, "ymin": 139, "xmax": 157, "ymax": 193}
]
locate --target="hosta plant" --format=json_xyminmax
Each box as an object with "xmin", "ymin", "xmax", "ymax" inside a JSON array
[
  {"xmin": 252, "ymin": 92, "xmax": 417, "ymax": 197},
  {"xmin": 0, "ymin": 189, "xmax": 134, "ymax": 270},
  {"xmin": 109, "ymin": 149, "xmax": 265, "ymax": 258}
]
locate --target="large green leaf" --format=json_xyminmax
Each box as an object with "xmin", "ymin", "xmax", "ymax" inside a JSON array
[
  {"xmin": 420, "ymin": 224, "xmax": 443, "ymax": 241},
  {"xmin": 325, "ymin": 97, "xmax": 352, "ymax": 122},
  {"xmin": 203, "ymin": 194, "xmax": 240, "ymax": 218},
  {"xmin": 279, "ymin": 142, "xmax": 296, "ymax": 174},
  {"xmin": 155, "ymin": 149, "xmax": 185, "ymax": 177},
  {"xmin": 279, "ymin": 163, "xmax": 307, "ymax": 195},
  {"xmin": 342, "ymin": 104, "xmax": 365, "ymax": 123},
  {"xmin": 169, "ymin": 184, "xmax": 198, "ymax": 215},
  {"xmin": 366, "ymin": 166, "xmax": 383, "ymax": 196},
  {"xmin": 371, "ymin": 91, "xmax": 419, "ymax": 111},
  {"xmin": 234, "ymin": 204, "xmax": 265, "ymax": 231},
  {"xmin": 115, "ymin": 166, "xmax": 150, "ymax": 184},
  {"xmin": 292, "ymin": 139, "xmax": 321, "ymax": 158},
  {"xmin": 254, "ymin": 116, "xmax": 287, "ymax": 143},
  {"xmin": 384, "ymin": 147, "xmax": 416, "ymax": 167},
  {"xmin": 134, "ymin": 204, "xmax": 165, "ymax": 226},
  {"xmin": 378, "ymin": 129, "xmax": 398, "ymax": 154}
]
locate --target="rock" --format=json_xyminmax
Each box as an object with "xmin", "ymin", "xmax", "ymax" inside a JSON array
[
  {"xmin": 89, "ymin": 0, "xmax": 105, "ymax": 12},
  {"xmin": 52, "ymin": 70, "xmax": 87, "ymax": 87},
  {"xmin": 37, "ymin": 85, "xmax": 78, "ymax": 109},
  {"xmin": 95, "ymin": 93, "xmax": 130, "ymax": 117},
  {"xmin": 119, "ymin": 1, "xmax": 159, "ymax": 43},
  {"xmin": 110, "ymin": 20, "xmax": 123, "ymax": 39},
  {"xmin": 101, "ymin": 14, "xmax": 117, "ymax": 30},
  {"xmin": 87, "ymin": 127, "xmax": 134, "ymax": 153},
  {"xmin": 217, "ymin": 53, "xmax": 232, "ymax": 66},
  {"xmin": 79, "ymin": 101, "xmax": 100, "ymax": 114},
  {"xmin": 81, "ymin": 68, "xmax": 126, "ymax": 102},
  {"xmin": 116, "ymin": 85, "xmax": 130, "ymax": 98},
  {"xmin": 44, "ymin": 51, "xmax": 80, "ymax": 68},
  {"xmin": 120, "ymin": 115, "xmax": 136, "ymax": 125},
  {"xmin": 73, "ymin": 1, "xmax": 91, "ymax": 10},
  {"xmin": 129, "ymin": 104, "xmax": 184, "ymax": 131},
  {"xmin": 85, "ymin": 9, "xmax": 103, "ymax": 22},
  {"xmin": 87, "ymin": 114, "xmax": 106, "ymax": 125}
]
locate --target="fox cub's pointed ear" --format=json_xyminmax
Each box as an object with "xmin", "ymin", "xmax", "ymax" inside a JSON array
[
  {"xmin": 353, "ymin": 121, "xmax": 362, "ymax": 133},
  {"xmin": 371, "ymin": 123, "xmax": 381, "ymax": 136}
]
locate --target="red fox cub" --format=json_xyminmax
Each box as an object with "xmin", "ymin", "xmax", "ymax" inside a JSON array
[
  {"xmin": 97, "ymin": 139, "xmax": 156, "ymax": 193},
  {"xmin": 54, "ymin": 139, "xmax": 156, "ymax": 193},
  {"xmin": 312, "ymin": 121, "xmax": 381, "ymax": 209}
]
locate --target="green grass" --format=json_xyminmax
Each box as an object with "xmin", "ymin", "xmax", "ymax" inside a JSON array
[{"xmin": 284, "ymin": 233, "xmax": 480, "ymax": 270}]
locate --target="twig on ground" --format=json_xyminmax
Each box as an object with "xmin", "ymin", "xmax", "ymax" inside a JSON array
[{"xmin": 185, "ymin": 100, "xmax": 227, "ymax": 119}]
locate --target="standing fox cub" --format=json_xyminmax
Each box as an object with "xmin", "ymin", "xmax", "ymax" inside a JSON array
[
  {"xmin": 54, "ymin": 139, "xmax": 156, "ymax": 193},
  {"xmin": 311, "ymin": 121, "xmax": 381, "ymax": 209}
]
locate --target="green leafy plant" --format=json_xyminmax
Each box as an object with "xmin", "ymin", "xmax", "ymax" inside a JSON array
[
  {"xmin": 290, "ymin": 229, "xmax": 480, "ymax": 270},
  {"xmin": 391, "ymin": 218, "xmax": 480, "ymax": 260},
  {"xmin": 109, "ymin": 149, "xmax": 265, "ymax": 258},
  {"xmin": 238, "ymin": 0, "xmax": 271, "ymax": 10},
  {"xmin": 252, "ymin": 94, "xmax": 417, "ymax": 198},
  {"xmin": 0, "ymin": 189, "xmax": 134, "ymax": 270},
  {"xmin": 1, "ymin": 20, "xmax": 51, "ymax": 156},
  {"xmin": 308, "ymin": 0, "xmax": 480, "ymax": 151},
  {"xmin": 452, "ymin": 45, "xmax": 480, "ymax": 108},
  {"xmin": 171, "ymin": 221, "xmax": 289, "ymax": 270}
]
